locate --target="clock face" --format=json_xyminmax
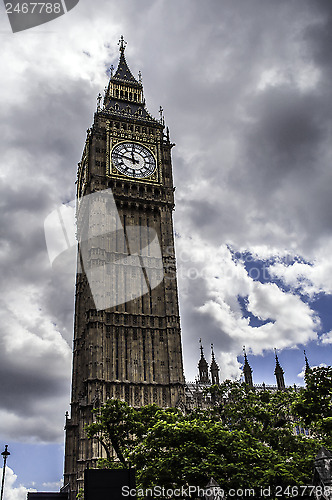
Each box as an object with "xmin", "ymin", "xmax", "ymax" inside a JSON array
[{"xmin": 111, "ymin": 142, "xmax": 156, "ymax": 179}]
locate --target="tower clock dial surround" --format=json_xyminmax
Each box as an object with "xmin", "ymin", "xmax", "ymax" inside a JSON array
[{"xmin": 111, "ymin": 141, "xmax": 156, "ymax": 179}]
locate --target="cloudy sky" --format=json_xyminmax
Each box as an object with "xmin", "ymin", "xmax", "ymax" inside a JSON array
[{"xmin": 1, "ymin": 0, "xmax": 332, "ymax": 494}]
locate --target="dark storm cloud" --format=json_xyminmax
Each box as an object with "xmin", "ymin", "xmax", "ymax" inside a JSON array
[
  {"xmin": 0, "ymin": 38, "xmax": 96, "ymax": 441},
  {"xmin": 0, "ymin": 363, "xmax": 67, "ymax": 416},
  {"xmin": 243, "ymin": 89, "xmax": 325, "ymax": 177},
  {"xmin": 1, "ymin": 0, "xmax": 332, "ymax": 437},
  {"xmin": 304, "ymin": 0, "xmax": 332, "ymax": 69},
  {"xmin": 167, "ymin": 0, "xmax": 332, "ymax": 257}
]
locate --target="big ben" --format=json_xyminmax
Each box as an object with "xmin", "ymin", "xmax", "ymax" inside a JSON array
[{"xmin": 63, "ymin": 37, "xmax": 185, "ymax": 497}]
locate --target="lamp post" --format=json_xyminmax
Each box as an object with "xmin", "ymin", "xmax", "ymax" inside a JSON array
[{"xmin": 0, "ymin": 445, "xmax": 10, "ymax": 500}]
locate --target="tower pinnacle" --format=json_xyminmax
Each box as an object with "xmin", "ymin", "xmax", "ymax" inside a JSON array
[
  {"xmin": 103, "ymin": 37, "xmax": 156, "ymax": 118},
  {"xmin": 304, "ymin": 349, "xmax": 311, "ymax": 378},
  {"xmin": 274, "ymin": 349, "xmax": 285, "ymax": 390},
  {"xmin": 210, "ymin": 343, "xmax": 220, "ymax": 385},
  {"xmin": 243, "ymin": 346, "xmax": 253, "ymax": 387},
  {"xmin": 198, "ymin": 339, "xmax": 210, "ymax": 384}
]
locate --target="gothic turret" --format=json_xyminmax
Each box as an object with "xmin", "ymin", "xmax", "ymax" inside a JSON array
[
  {"xmin": 210, "ymin": 344, "xmax": 220, "ymax": 385},
  {"xmin": 198, "ymin": 340, "xmax": 210, "ymax": 384},
  {"xmin": 102, "ymin": 36, "xmax": 157, "ymax": 124},
  {"xmin": 274, "ymin": 350, "xmax": 285, "ymax": 390},
  {"xmin": 304, "ymin": 350, "xmax": 311, "ymax": 377},
  {"xmin": 243, "ymin": 346, "xmax": 253, "ymax": 387}
]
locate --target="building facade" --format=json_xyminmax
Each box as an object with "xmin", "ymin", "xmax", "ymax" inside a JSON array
[{"xmin": 63, "ymin": 38, "xmax": 185, "ymax": 497}]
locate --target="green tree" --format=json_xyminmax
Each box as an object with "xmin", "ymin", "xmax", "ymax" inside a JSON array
[
  {"xmin": 86, "ymin": 375, "xmax": 328, "ymax": 494},
  {"xmin": 86, "ymin": 398, "xmax": 137, "ymax": 466},
  {"xmin": 292, "ymin": 366, "xmax": 332, "ymax": 446}
]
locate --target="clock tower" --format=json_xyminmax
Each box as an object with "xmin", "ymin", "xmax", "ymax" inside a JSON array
[{"xmin": 63, "ymin": 37, "xmax": 185, "ymax": 497}]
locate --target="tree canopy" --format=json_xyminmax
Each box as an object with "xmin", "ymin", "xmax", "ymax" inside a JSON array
[
  {"xmin": 86, "ymin": 367, "xmax": 331, "ymax": 493},
  {"xmin": 292, "ymin": 366, "xmax": 332, "ymax": 446}
]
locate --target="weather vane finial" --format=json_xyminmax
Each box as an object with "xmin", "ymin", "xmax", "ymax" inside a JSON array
[
  {"xmin": 118, "ymin": 35, "xmax": 127, "ymax": 54},
  {"xmin": 199, "ymin": 338, "xmax": 204, "ymax": 356}
]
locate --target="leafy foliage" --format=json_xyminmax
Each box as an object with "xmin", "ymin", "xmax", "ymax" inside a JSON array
[
  {"xmin": 292, "ymin": 366, "xmax": 332, "ymax": 447},
  {"xmin": 86, "ymin": 369, "xmax": 331, "ymax": 491}
]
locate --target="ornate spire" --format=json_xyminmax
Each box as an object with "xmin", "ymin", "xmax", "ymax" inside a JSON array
[
  {"xmin": 199, "ymin": 338, "xmax": 206, "ymax": 364},
  {"xmin": 304, "ymin": 349, "xmax": 311, "ymax": 381},
  {"xmin": 198, "ymin": 339, "xmax": 210, "ymax": 384},
  {"xmin": 274, "ymin": 349, "xmax": 285, "ymax": 390},
  {"xmin": 304, "ymin": 349, "xmax": 310, "ymax": 371},
  {"xmin": 243, "ymin": 346, "xmax": 253, "ymax": 387},
  {"xmin": 210, "ymin": 344, "xmax": 220, "ymax": 385},
  {"xmin": 102, "ymin": 38, "xmax": 161, "ymax": 124}
]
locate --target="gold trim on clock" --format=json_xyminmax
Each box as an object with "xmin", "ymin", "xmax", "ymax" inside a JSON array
[{"xmin": 108, "ymin": 140, "xmax": 160, "ymax": 183}]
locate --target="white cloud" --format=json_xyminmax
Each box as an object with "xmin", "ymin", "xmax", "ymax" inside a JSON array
[
  {"xmin": 177, "ymin": 236, "xmax": 319, "ymax": 380},
  {"xmin": 321, "ymin": 332, "xmax": 332, "ymax": 345},
  {"xmin": 0, "ymin": 467, "xmax": 36, "ymax": 500},
  {"xmin": 268, "ymin": 251, "xmax": 332, "ymax": 298},
  {"xmin": 42, "ymin": 480, "xmax": 63, "ymax": 490}
]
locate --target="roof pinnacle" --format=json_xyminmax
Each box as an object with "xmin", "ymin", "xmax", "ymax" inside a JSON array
[
  {"xmin": 274, "ymin": 348, "xmax": 284, "ymax": 374},
  {"xmin": 304, "ymin": 349, "xmax": 310, "ymax": 374},
  {"xmin": 199, "ymin": 338, "xmax": 204, "ymax": 358},
  {"xmin": 242, "ymin": 345, "xmax": 253, "ymax": 382},
  {"xmin": 211, "ymin": 343, "xmax": 215, "ymax": 360}
]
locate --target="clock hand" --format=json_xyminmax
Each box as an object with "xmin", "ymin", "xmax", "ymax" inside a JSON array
[{"xmin": 117, "ymin": 154, "xmax": 139, "ymax": 164}]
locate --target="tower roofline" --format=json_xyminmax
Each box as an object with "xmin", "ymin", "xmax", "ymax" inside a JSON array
[
  {"xmin": 102, "ymin": 37, "xmax": 160, "ymax": 125},
  {"xmin": 111, "ymin": 36, "xmax": 141, "ymax": 86}
]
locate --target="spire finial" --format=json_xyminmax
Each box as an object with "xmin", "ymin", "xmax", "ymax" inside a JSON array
[
  {"xmin": 159, "ymin": 105, "xmax": 164, "ymax": 125},
  {"xmin": 199, "ymin": 338, "xmax": 204, "ymax": 357},
  {"xmin": 110, "ymin": 64, "xmax": 114, "ymax": 77},
  {"xmin": 211, "ymin": 343, "xmax": 215, "ymax": 359},
  {"xmin": 304, "ymin": 349, "xmax": 310, "ymax": 374},
  {"xmin": 242, "ymin": 345, "xmax": 253, "ymax": 386},
  {"xmin": 118, "ymin": 35, "xmax": 127, "ymax": 54},
  {"xmin": 97, "ymin": 93, "xmax": 102, "ymax": 112},
  {"xmin": 138, "ymin": 70, "xmax": 142, "ymax": 83},
  {"xmin": 274, "ymin": 348, "xmax": 285, "ymax": 389}
]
